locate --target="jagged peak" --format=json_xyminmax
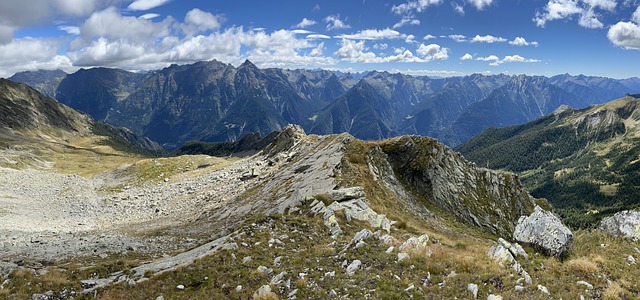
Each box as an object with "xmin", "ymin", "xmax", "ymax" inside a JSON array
[{"xmin": 239, "ymin": 59, "xmax": 258, "ymax": 69}]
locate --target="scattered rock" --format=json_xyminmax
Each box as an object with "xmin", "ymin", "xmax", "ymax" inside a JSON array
[
  {"xmin": 155, "ymin": 296, "xmax": 164, "ymax": 300},
  {"xmin": 355, "ymin": 240, "xmax": 367, "ymax": 249},
  {"xmin": 627, "ymin": 255, "xmax": 636, "ymax": 265},
  {"xmin": 397, "ymin": 252, "xmax": 410, "ymax": 263},
  {"xmin": 468, "ymin": 283, "xmax": 478, "ymax": 299},
  {"xmin": 329, "ymin": 187, "xmax": 365, "ymax": 202},
  {"xmin": 537, "ymin": 284, "xmax": 550, "ymax": 295},
  {"xmin": 498, "ymin": 238, "xmax": 528, "ymax": 260},
  {"xmin": 405, "ymin": 284, "xmax": 415, "ymax": 292},
  {"xmin": 386, "ymin": 246, "xmax": 395, "ymax": 254},
  {"xmin": 399, "ymin": 234, "xmax": 429, "ymax": 252},
  {"xmin": 600, "ymin": 210, "xmax": 640, "ymax": 240},
  {"xmin": 274, "ymin": 256, "xmax": 283, "ymax": 267},
  {"xmin": 257, "ymin": 266, "xmax": 273, "ymax": 275},
  {"xmin": 487, "ymin": 294, "xmax": 503, "ymax": 300},
  {"xmin": 329, "ymin": 289, "xmax": 338, "ymax": 298},
  {"xmin": 235, "ymin": 285, "xmax": 242, "ymax": 292},
  {"xmin": 513, "ymin": 206, "xmax": 573, "ymax": 256},
  {"xmin": 176, "ymin": 284, "xmax": 185, "ymax": 290},
  {"xmin": 379, "ymin": 234, "xmax": 397, "ymax": 244},
  {"xmin": 254, "ymin": 285, "xmax": 273, "ymax": 298},
  {"xmin": 271, "ymin": 271, "xmax": 287, "ymax": 285},
  {"xmin": 353, "ymin": 229, "xmax": 373, "ymax": 243},
  {"xmin": 346, "ymin": 260, "xmax": 362, "ymax": 276},
  {"xmin": 576, "ymin": 280, "xmax": 593, "ymax": 290},
  {"xmin": 242, "ymin": 256, "xmax": 252, "ymax": 263},
  {"xmin": 515, "ymin": 285, "xmax": 525, "ymax": 292}
]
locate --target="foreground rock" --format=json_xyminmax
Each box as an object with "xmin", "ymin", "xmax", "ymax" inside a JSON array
[
  {"xmin": 600, "ymin": 210, "xmax": 640, "ymax": 240},
  {"xmin": 513, "ymin": 206, "xmax": 573, "ymax": 256}
]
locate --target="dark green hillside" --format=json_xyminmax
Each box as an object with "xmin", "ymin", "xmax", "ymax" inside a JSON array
[{"xmin": 457, "ymin": 95, "xmax": 640, "ymax": 228}]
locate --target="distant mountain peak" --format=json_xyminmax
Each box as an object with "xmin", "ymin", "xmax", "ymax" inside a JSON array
[{"xmin": 239, "ymin": 59, "xmax": 258, "ymax": 69}]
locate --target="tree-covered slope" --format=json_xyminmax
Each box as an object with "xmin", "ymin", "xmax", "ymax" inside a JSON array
[{"xmin": 457, "ymin": 95, "xmax": 640, "ymax": 228}]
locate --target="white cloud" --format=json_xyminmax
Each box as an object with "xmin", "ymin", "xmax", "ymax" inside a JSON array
[
  {"xmin": 509, "ymin": 37, "xmax": 539, "ymax": 46},
  {"xmin": 633, "ymin": 6, "xmax": 640, "ymax": 24},
  {"xmin": 608, "ymin": 21, "xmax": 640, "ymax": 50},
  {"xmin": 392, "ymin": 0, "xmax": 443, "ymax": 15},
  {"xmin": 534, "ymin": 0, "xmax": 616, "ymax": 28},
  {"xmin": 128, "ymin": 0, "xmax": 171, "ymax": 11},
  {"xmin": 295, "ymin": 18, "xmax": 317, "ymax": 29},
  {"xmin": 476, "ymin": 54, "xmax": 540, "ymax": 65},
  {"xmin": 467, "ymin": 0, "xmax": 494, "ymax": 10},
  {"xmin": 182, "ymin": 8, "xmax": 223, "ymax": 35},
  {"xmin": 460, "ymin": 53, "xmax": 473, "ymax": 60},
  {"xmin": 373, "ymin": 43, "xmax": 388, "ymax": 49},
  {"xmin": 336, "ymin": 28, "xmax": 403, "ymax": 40},
  {"xmin": 393, "ymin": 16, "xmax": 421, "ymax": 28},
  {"xmin": 292, "ymin": 29, "xmax": 313, "ymax": 34},
  {"xmin": 335, "ymin": 39, "xmax": 444, "ymax": 63},
  {"xmin": 58, "ymin": 25, "xmax": 80, "ymax": 35},
  {"xmin": 140, "ymin": 13, "xmax": 161, "ymax": 20},
  {"xmin": 0, "ymin": 37, "xmax": 75, "ymax": 77},
  {"xmin": 389, "ymin": 68, "xmax": 465, "ymax": 77},
  {"xmin": 423, "ymin": 34, "xmax": 436, "ymax": 40},
  {"xmin": 306, "ymin": 34, "xmax": 331, "ymax": 39},
  {"xmin": 405, "ymin": 34, "xmax": 417, "ymax": 43},
  {"xmin": 453, "ymin": 2, "xmax": 465, "ymax": 15},
  {"xmin": 476, "ymin": 55, "xmax": 500, "ymax": 61},
  {"xmin": 416, "ymin": 43, "xmax": 449, "ymax": 60},
  {"xmin": 471, "ymin": 34, "xmax": 507, "ymax": 43},
  {"xmin": 448, "ymin": 34, "xmax": 467, "ymax": 42},
  {"xmin": 78, "ymin": 7, "xmax": 172, "ymax": 44},
  {"xmin": 324, "ymin": 15, "xmax": 350, "ymax": 31}
]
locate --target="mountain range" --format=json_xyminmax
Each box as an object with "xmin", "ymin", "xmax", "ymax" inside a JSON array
[
  {"xmin": 9, "ymin": 61, "xmax": 640, "ymax": 149},
  {"xmin": 457, "ymin": 94, "xmax": 640, "ymax": 228}
]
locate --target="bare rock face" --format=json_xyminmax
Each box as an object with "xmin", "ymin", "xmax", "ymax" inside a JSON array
[
  {"xmin": 513, "ymin": 206, "xmax": 573, "ymax": 256},
  {"xmin": 600, "ymin": 210, "xmax": 640, "ymax": 240},
  {"xmin": 263, "ymin": 124, "xmax": 306, "ymax": 156}
]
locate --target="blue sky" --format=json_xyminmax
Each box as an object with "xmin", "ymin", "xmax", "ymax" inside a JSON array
[{"xmin": 0, "ymin": 0, "xmax": 639, "ymax": 78}]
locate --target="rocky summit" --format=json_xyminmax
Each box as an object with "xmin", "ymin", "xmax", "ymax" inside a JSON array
[{"xmin": 1, "ymin": 82, "xmax": 639, "ymax": 299}]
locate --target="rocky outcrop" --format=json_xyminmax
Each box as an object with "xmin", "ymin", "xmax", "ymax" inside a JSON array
[
  {"xmin": 310, "ymin": 187, "xmax": 395, "ymax": 237},
  {"xmin": 513, "ymin": 206, "xmax": 573, "ymax": 256},
  {"xmin": 263, "ymin": 124, "xmax": 306, "ymax": 157},
  {"xmin": 600, "ymin": 210, "xmax": 640, "ymax": 240},
  {"xmin": 381, "ymin": 135, "xmax": 536, "ymax": 237}
]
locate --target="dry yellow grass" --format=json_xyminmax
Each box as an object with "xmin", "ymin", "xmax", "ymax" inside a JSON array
[
  {"xmin": 604, "ymin": 282, "xmax": 626, "ymax": 300},
  {"xmin": 565, "ymin": 257, "xmax": 599, "ymax": 278}
]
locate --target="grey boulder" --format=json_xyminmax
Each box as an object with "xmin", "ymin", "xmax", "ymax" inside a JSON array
[
  {"xmin": 513, "ymin": 206, "xmax": 573, "ymax": 256},
  {"xmin": 600, "ymin": 210, "xmax": 640, "ymax": 240}
]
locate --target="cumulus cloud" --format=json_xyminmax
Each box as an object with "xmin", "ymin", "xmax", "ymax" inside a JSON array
[
  {"xmin": 0, "ymin": 37, "xmax": 74, "ymax": 77},
  {"xmin": 424, "ymin": 34, "xmax": 436, "ymax": 40},
  {"xmin": 416, "ymin": 43, "xmax": 449, "ymax": 60},
  {"xmin": 182, "ymin": 8, "xmax": 223, "ymax": 35},
  {"xmin": 324, "ymin": 15, "xmax": 350, "ymax": 31},
  {"xmin": 334, "ymin": 39, "xmax": 446, "ymax": 63},
  {"xmin": 633, "ymin": 5, "xmax": 640, "ymax": 23},
  {"xmin": 467, "ymin": 0, "xmax": 494, "ymax": 10},
  {"xmin": 460, "ymin": 53, "xmax": 473, "ymax": 60},
  {"xmin": 608, "ymin": 21, "xmax": 640, "ymax": 49},
  {"xmin": 393, "ymin": 16, "xmax": 421, "ymax": 29},
  {"xmin": 336, "ymin": 28, "xmax": 403, "ymax": 40},
  {"xmin": 77, "ymin": 7, "xmax": 172, "ymax": 44},
  {"xmin": 509, "ymin": 37, "xmax": 539, "ymax": 46},
  {"xmin": 476, "ymin": 54, "xmax": 540, "ymax": 66},
  {"xmin": 471, "ymin": 34, "xmax": 507, "ymax": 43},
  {"xmin": 448, "ymin": 34, "xmax": 467, "ymax": 42},
  {"xmin": 389, "ymin": 68, "xmax": 465, "ymax": 77},
  {"xmin": 534, "ymin": 0, "xmax": 616, "ymax": 28},
  {"xmin": 295, "ymin": 18, "xmax": 317, "ymax": 29},
  {"xmin": 391, "ymin": 0, "xmax": 443, "ymax": 15},
  {"xmin": 128, "ymin": 0, "xmax": 171, "ymax": 11}
]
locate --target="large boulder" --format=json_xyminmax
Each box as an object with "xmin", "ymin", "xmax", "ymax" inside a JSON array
[
  {"xmin": 600, "ymin": 210, "xmax": 640, "ymax": 240},
  {"xmin": 513, "ymin": 206, "xmax": 573, "ymax": 256}
]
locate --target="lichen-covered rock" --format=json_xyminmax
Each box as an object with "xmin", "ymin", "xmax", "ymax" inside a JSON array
[
  {"xmin": 600, "ymin": 210, "xmax": 640, "ymax": 240},
  {"xmin": 346, "ymin": 260, "xmax": 361, "ymax": 276},
  {"xmin": 263, "ymin": 124, "xmax": 306, "ymax": 157},
  {"xmin": 399, "ymin": 234, "xmax": 429, "ymax": 251},
  {"xmin": 329, "ymin": 187, "xmax": 365, "ymax": 202},
  {"xmin": 513, "ymin": 206, "xmax": 573, "ymax": 256}
]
